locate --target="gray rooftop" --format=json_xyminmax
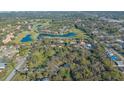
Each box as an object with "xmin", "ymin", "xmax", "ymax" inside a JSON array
[
  {"xmin": 116, "ymin": 61, "xmax": 124, "ymax": 65},
  {"xmin": 0, "ymin": 63, "xmax": 6, "ymax": 68}
]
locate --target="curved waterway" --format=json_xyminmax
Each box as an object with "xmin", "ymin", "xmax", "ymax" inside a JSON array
[
  {"xmin": 20, "ymin": 32, "xmax": 76, "ymax": 43},
  {"xmin": 38, "ymin": 32, "xmax": 76, "ymax": 39}
]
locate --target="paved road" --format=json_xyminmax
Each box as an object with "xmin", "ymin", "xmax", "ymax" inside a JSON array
[{"xmin": 5, "ymin": 57, "xmax": 27, "ymax": 81}]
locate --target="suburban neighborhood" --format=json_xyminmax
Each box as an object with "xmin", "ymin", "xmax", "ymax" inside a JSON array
[{"xmin": 0, "ymin": 12, "xmax": 124, "ymax": 81}]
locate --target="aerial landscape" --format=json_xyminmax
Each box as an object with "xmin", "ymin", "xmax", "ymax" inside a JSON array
[{"xmin": 1, "ymin": 11, "xmax": 124, "ymax": 81}]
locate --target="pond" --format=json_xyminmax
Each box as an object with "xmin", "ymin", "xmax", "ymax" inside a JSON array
[
  {"xmin": 20, "ymin": 34, "xmax": 32, "ymax": 42},
  {"xmin": 111, "ymin": 55, "xmax": 118, "ymax": 61}
]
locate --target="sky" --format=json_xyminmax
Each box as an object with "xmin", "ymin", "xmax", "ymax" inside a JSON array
[{"xmin": 0, "ymin": 0, "xmax": 124, "ymax": 11}]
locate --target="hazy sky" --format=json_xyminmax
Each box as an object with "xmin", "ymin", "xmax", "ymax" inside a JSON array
[{"xmin": 0, "ymin": 0, "xmax": 124, "ymax": 11}]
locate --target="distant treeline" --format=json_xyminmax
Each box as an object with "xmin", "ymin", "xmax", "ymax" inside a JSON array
[{"xmin": 0, "ymin": 11, "xmax": 124, "ymax": 19}]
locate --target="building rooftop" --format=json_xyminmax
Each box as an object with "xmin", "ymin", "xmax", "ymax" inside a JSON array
[
  {"xmin": 115, "ymin": 61, "xmax": 124, "ymax": 65},
  {"xmin": 0, "ymin": 63, "xmax": 6, "ymax": 69}
]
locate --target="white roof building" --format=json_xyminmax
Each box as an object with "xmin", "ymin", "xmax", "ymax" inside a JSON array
[{"xmin": 0, "ymin": 63, "xmax": 6, "ymax": 69}]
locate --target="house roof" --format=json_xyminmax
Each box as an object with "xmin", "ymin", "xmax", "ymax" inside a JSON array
[
  {"xmin": 0, "ymin": 58, "xmax": 6, "ymax": 69},
  {"xmin": 0, "ymin": 63, "xmax": 6, "ymax": 68},
  {"xmin": 115, "ymin": 61, "xmax": 124, "ymax": 65}
]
